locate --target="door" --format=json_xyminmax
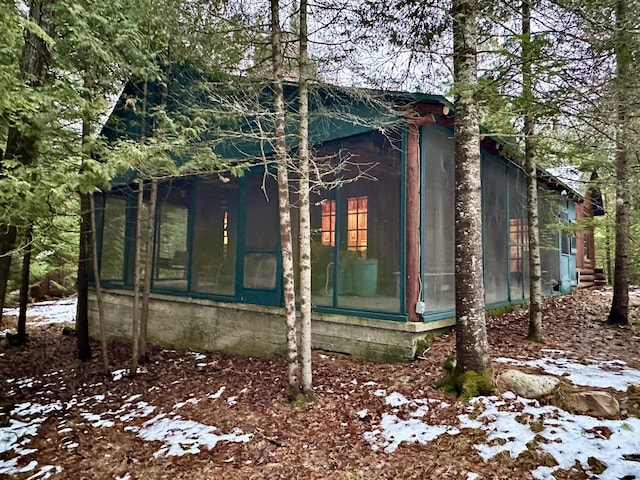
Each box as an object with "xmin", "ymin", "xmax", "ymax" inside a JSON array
[{"xmin": 558, "ymin": 202, "xmax": 577, "ymax": 293}]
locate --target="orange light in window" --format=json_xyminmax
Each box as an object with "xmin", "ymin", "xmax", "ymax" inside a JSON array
[
  {"xmin": 347, "ymin": 196, "xmax": 368, "ymax": 257},
  {"xmin": 321, "ymin": 199, "xmax": 335, "ymax": 246}
]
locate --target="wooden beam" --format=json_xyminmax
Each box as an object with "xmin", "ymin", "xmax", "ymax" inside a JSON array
[
  {"xmin": 406, "ymin": 122, "xmax": 421, "ymax": 321},
  {"xmin": 404, "ymin": 103, "xmax": 440, "ymax": 126},
  {"xmin": 411, "ymin": 102, "xmax": 450, "ymax": 117}
]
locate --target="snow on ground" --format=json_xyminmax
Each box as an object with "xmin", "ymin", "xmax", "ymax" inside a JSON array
[
  {"xmin": 0, "ymin": 298, "xmax": 251, "ymax": 477},
  {"xmin": 495, "ymin": 349, "xmax": 640, "ymax": 391},
  {"xmin": 4, "ymin": 298, "xmax": 640, "ymax": 478},
  {"xmin": 3, "ymin": 297, "xmax": 77, "ymax": 327},
  {"xmin": 0, "ymin": 372, "xmax": 252, "ymax": 476},
  {"xmin": 362, "ymin": 361, "xmax": 640, "ymax": 479}
]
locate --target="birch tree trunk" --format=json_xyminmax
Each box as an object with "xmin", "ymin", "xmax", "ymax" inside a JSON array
[
  {"xmin": 608, "ymin": 0, "xmax": 631, "ymax": 325},
  {"xmin": 130, "ymin": 181, "xmax": 144, "ymax": 376},
  {"xmin": 297, "ymin": 0, "xmax": 314, "ymax": 399},
  {"xmin": 271, "ymin": 0, "xmax": 300, "ymax": 399},
  {"xmin": 452, "ymin": 0, "xmax": 492, "ymax": 395},
  {"xmin": 139, "ymin": 178, "xmax": 158, "ymax": 360},
  {"xmin": 522, "ymin": 0, "xmax": 543, "ymax": 342},
  {"xmin": 131, "ymin": 80, "xmax": 149, "ymax": 374},
  {"xmin": 89, "ymin": 194, "xmax": 109, "ymax": 373}
]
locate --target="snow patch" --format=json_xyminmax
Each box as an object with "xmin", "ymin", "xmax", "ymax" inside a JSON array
[
  {"xmin": 495, "ymin": 356, "xmax": 640, "ymax": 391},
  {"xmin": 133, "ymin": 414, "xmax": 252, "ymax": 457},
  {"xmin": 363, "ymin": 389, "xmax": 640, "ymax": 479}
]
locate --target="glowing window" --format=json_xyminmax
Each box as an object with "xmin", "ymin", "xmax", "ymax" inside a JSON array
[
  {"xmin": 348, "ymin": 196, "xmax": 368, "ymax": 257},
  {"xmin": 509, "ymin": 218, "xmax": 527, "ymax": 273},
  {"xmin": 321, "ymin": 200, "xmax": 335, "ymax": 246}
]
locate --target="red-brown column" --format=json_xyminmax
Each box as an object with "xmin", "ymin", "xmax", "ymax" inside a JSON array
[{"xmin": 406, "ymin": 122, "xmax": 421, "ymax": 321}]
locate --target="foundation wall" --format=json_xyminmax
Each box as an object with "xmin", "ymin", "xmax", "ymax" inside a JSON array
[{"xmin": 88, "ymin": 289, "xmax": 455, "ymax": 362}]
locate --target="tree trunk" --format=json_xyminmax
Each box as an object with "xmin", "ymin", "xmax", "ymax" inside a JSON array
[
  {"xmin": 17, "ymin": 226, "xmax": 33, "ymax": 345},
  {"xmin": 297, "ymin": 0, "xmax": 313, "ymax": 399},
  {"xmin": 605, "ymin": 212, "xmax": 612, "ymax": 285},
  {"xmin": 131, "ymin": 79, "xmax": 149, "ymax": 374},
  {"xmin": 0, "ymin": 0, "xmax": 53, "ymax": 320},
  {"xmin": 130, "ymin": 181, "xmax": 144, "ymax": 376},
  {"xmin": 522, "ymin": 0, "xmax": 543, "ymax": 342},
  {"xmin": 271, "ymin": 0, "xmax": 300, "ymax": 400},
  {"xmin": 139, "ymin": 178, "xmax": 158, "ymax": 361},
  {"xmin": 608, "ymin": 0, "xmax": 630, "ymax": 325},
  {"xmin": 0, "ymin": 225, "xmax": 17, "ymax": 319},
  {"xmin": 89, "ymin": 194, "xmax": 109, "ymax": 373},
  {"xmin": 76, "ymin": 192, "xmax": 93, "ymax": 360},
  {"xmin": 452, "ymin": 0, "xmax": 492, "ymax": 397},
  {"xmin": 76, "ymin": 79, "xmax": 94, "ymax": 361}
]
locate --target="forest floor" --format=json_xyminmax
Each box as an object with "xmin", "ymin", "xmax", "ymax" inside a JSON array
[{"xmin": 1, "ymin": 289, "xmax": 640, "ymax": 479}]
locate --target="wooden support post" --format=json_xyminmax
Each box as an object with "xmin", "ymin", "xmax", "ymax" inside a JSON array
[
  {"xmin": 406, "ymin": 122, "xmax": 421, "ymax": 321},
  {"xmin": 405, "ymin": 109, "xmax": 439, "ymax": 321}
]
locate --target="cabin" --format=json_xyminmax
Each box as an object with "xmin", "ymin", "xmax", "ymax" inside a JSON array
[
  {"xmin": 89, "ymin": 76, "xmax": 603, "ymax": 361},
  {"xmin": 542, "ymin": 167, "xmax": 606, "ymax": 289}
]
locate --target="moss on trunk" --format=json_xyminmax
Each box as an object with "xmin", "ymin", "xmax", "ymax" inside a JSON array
[{"xmin": 440, "ymin": 364, "xmax": 494, "ymax": 402}]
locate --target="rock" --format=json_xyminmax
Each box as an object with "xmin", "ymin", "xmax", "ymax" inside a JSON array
[
  {"xmin": 498, "ymin": 369, "xmax": 561, "ymax": 398},
  {"xmin": 566, "ymin": 391, "xmax": 620, "ymax": 419}
]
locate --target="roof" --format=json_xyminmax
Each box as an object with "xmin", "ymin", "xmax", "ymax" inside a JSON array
[
  {"xmin": 545, "ymin": 167, "xmax": 604, "ymax": 215},
  {"xmin": 101, "ymin": 65, "xmax": 451, "ymax": 168},
  {"xmin": 101, "ymin": 64, "xmax": 585, "ymax": 203}
]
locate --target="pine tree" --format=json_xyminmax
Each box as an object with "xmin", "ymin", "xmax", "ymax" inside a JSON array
[
  {"xmin": 607, "ymin": 0, "xmax": 633, "ymax": 325},
  {"xmin": 452, "ymin": 0, "xmax": 493, "ymax": 398},
  {"xmin": 0, "ymin": 0, "xmax": 55, "ymax": 323},
  {"xmin": 522, "ymin": 0, "xmax": 543, "ymax": 342}
]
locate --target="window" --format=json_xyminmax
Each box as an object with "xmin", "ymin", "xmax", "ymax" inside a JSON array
[
  {"xmin": 310, "ymin": 132, "xmax": 402, "ymax": 313},
  {"xmin": 192, "ymin": 177, "xmax": 238, "ymax": 295},
  {"xmin": 154, "ymin": 183, "xmax": 190, "ymax": 291},
  {"xmin": 422, "ymin": 124, "xmax": 455, "ymax": 312},
  {"xmin": 508, "ymin": 168, "xmax": 529, "ymax": 300},
  {"xmin": 321, "ymin": 199, "xmax": 335, "ymax": 246},
  {"xmin": 482, "ymin": 155, "xmax": 509, "ymax": 305},
  {"xmin": 100, "ymin": 196, "xmax": 127, "ymax": 283},
  {"xmin": 242, "ymin": 172, "xmax": 279, "ymax": 293},
  {"xmin": 347, "ymin": 196, "xmax": 368, "ymax": 257},
  {"xmin": 509, "ymin": 218, "xmax": 528, "ymax": 273},
  {"xmin": 558, "ymin": 210, "xmax": 573, "ymax": 255}
]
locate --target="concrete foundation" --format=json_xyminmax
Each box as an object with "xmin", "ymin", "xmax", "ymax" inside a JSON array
[{"xmin": 88, "ymin": 289, "xmax": 455, "ymax": 362}]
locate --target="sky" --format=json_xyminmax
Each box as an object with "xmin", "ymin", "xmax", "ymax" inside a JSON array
[{"xmin": 1, "ymin": 297, "xmax": 640, "ymax": 479}]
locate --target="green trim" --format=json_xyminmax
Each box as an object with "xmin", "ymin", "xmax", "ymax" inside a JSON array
[
  {"xmin": 485, "ymin": 299, "xmax": 527, "ymax": 313},
  {"xmin": 422, "ymin": 310, "xmax": 454, "ymax": 322},
  {"xmin": 313, "ymin": 305, "xmax": 407, "ymax": 322}
]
